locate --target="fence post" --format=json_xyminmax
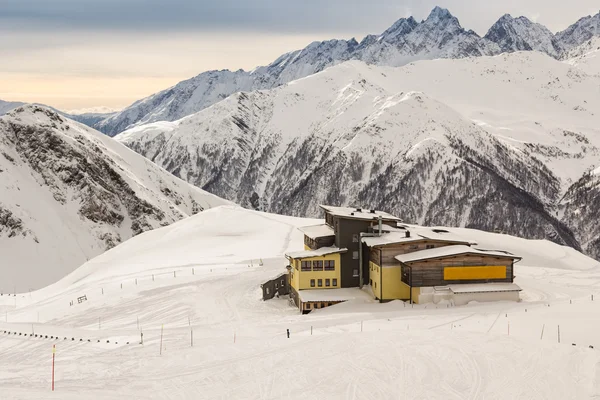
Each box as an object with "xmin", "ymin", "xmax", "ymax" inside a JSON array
[
  {"xmin": 540, "ymin": 324, "xmax": 545, "ymax": 340},
  {"xmin": 51, "ymin": 345, "xmax": 56, "ymax": 391},
  {"xmin": 160, "ymin": 325, "xmax": 164, "ymax": 355}
]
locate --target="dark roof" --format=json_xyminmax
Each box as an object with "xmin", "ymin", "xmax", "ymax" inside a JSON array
[{"xmin": 320, "ymin": 205, "xmax": 401, "ymax": 222}]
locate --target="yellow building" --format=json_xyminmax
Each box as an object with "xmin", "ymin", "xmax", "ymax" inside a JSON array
[{"xmin": 286, "ymin": 247, "xmax": 347, "ymax": 313}]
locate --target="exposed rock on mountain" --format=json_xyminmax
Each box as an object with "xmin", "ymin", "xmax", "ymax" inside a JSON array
[
  {"xmin": 0, "ymin": 105, "xmax": 228, "ymax": 289},
  {"xmin": 556, "ymin": 11, "xmax": 600, "ymax": 52},
  {"xmin": 484, "ymin": 14, "xmax": 561, "ymax": 57},
  {"xmin": 118, "ymin": 53, "xmax": 600, "ymax": 257}
]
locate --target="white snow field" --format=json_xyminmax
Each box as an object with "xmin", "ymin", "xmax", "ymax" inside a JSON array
[{"xmin": 2, "ymin": 205, "xmax": 600, "ymax": 399}]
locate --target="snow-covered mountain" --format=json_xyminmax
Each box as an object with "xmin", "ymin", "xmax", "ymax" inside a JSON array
[
  {"xmin": 0, "ymin": 100, "xmax": 25, "ymax": 116},
  {"xmin": 95, "ymin": 8, "xmax": 600, "ymax": 137},
  {"xmin": 96, "ymin": 7, "xmax": 501, "ymax": 136},
  {"xmin": 66, "ymin": 106, "xmax": 120, "ymax": 115},
  {"xmin": 484, "ymin": 14, "xmax": 561, "ymax": 57},
  {"xmin": 0, "ymin": 105, "xmax": 228, "ymax": 290},
  {"xmin": 117, "ymin": 52, "xmax": 600, "ymax": 258},
  {"xmin": 556, "ymin": 11, "xmax": 600, "ymax": 52}
]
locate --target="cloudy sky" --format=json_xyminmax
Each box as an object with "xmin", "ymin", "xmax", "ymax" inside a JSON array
[{"xmin": 1, "ymin": 0, "xmax": 598, "ymax": 111}]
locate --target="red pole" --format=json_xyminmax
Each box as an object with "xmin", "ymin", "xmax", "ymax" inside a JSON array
[{"xmin": 52, "ymin": 345, "xmax": 56, "ymax": 391}]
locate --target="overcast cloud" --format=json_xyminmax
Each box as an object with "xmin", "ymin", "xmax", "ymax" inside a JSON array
[{"xmin": 1, "ymin": 0, "xmax": 598, "ymax": 109}]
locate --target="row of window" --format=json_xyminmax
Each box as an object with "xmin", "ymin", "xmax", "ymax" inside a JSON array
[
  {"xmin": 310, "ymin": 278, "xmax": 338, "ymax": 287},
  {"xmin": 300, "ymin": 260, "xmax": 336, "ymax": 271}
]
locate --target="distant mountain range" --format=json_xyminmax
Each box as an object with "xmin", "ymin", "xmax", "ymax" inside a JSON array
[{"xmin": 95, "ymin": 6, "xmax": 600, "ymax": 136}]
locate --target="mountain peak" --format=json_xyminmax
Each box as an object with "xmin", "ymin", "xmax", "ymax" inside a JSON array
[
  {"xmin": 427, "ymin": 6, "xmax": 454, "ymax": 21},
  {"xmin": 380, "ymin": 16, "xmax": 418, "ymax": 42}
]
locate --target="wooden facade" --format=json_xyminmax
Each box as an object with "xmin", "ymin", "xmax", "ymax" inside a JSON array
[
  {"xmin": 401, "ymin": 254, "xmax": 515, "ymax": 288},
  {"xmin": 369, "ymin": 239, "xmax": 472, "ymax": 266},
  {"xmin": 304, "ymin": 234, "xmax": 335, "ymax": 250}
]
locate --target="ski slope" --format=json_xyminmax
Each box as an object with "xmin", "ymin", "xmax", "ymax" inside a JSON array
[{"xmin": 1, "ymin": 205, "xmax": 600, "ymax": 399}]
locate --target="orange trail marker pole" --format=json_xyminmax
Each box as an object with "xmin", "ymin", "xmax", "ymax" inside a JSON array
[{"xmin": 51, "ymin": 345, "xmax": 56, "ymax": 391}]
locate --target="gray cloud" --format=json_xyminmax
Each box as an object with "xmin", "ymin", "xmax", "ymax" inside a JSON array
[{"xmin": 1, "ymin": 0, "xmax": 598, "ymax": 36}]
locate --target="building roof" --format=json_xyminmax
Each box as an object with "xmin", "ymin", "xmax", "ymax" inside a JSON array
[
  {"xmin": 362, "ymin": 229, "xmax": 476, "ymax": 247},
  {"xmin": 409, "ymin": 227, "xmax": 477, "ymax": 245},
  {"xmin": 285, "ymin": 247, "xmax": 347, "ymax": 260},
  {"xmin": 319, "ymin": 205, "xmax": 401, "ymax": 222},
  {"xmin": 298, "ymin": 288, "xmax": 370, "ymax": 302},
  {"xmin": 395, "ymin": 245, "xmax": 521, "ymax": 264},
  {"xmin": 298, "ymin": 224, "xmax": 335, "ymax": 239},
  {"xmin": 362, "ymin": 232, "xmax": 424, "ymax": 247},
  {"xmin": 448, "ymin": 283, "xmax": 522, "ymax": 294}
]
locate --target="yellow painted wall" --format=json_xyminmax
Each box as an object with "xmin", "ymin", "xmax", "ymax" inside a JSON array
[
  {"xmin": 289, "ymin": 253, "xmax": 341, "ymax": 291},
  {"xmin": 382, "ymin": 268, "xmax": 410, "ymax": 300},
  {"xmin": 304, "ymin": 245, "xmax": 311, "ymax": 251},
  {"xmin": 370, "ymin": 261, "xmax": 411, "ymax": 301},
  {"xmin": 411, "ymin": 287, "xmax": 421, "ymax": 304},
  {"xmin": 369, "ymin": 261, "xmax": 381, "ymax": 299},
  {"xmin": 444, "ymin": 266, "xmax": 506, "ymax": 281}
]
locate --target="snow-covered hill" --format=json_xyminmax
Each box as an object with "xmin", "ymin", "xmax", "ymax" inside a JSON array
[
  {"xmin": 565, "ymin": 36, "xmax": 600, "ymax": 75},
  {"xmin": 95, "ymin": 8, "xmax": 600, "ymax": 136},
  {"xmin": 1, "ymin": 205, "xmax": 600, "ymax": 398},
  {"xmin": 117, "ymin": 52, "xmax": 600, "ymax": 258},
  {"xmin": 0, "ymin": 105, "xmax": 229, "ymax": 291}
]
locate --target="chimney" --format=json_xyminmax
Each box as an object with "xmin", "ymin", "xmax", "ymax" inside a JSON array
[
  {"xmin": 370, "ymin": 209, "xmax": 375, "ymax": 214},
  {"xmin": 351, "ymin": 212, "xmax": 355, "ymax": 216},
  {"xmin": 405, "ymin": 231, "xmax": 410, "ymax": 238},
  {"xmin": 356, "ymin": 208, "xmax": 362, "ymax": 212}
]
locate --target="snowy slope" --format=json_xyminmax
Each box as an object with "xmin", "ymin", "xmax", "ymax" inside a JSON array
[
  {"xmin": 0, "ymin": 105, "xmax": 229, "ymax": 291},
  {"xmin": 1, "ymin": 205, "xmax": 600, "ymax": 399},
  {"xmin": 484, "ymin": 14, "xmax": 561, "ymax": 57},
  {"xmin": 565, "ymin": 36, "xmax": 600, "ymax": 75},
  {"xmin": 118, "ymin": 52, "xmax": 600, "ymax": 256},
  {"xmin": 95, "ymin": 8, "xmax": 600, "ymax": 136}
]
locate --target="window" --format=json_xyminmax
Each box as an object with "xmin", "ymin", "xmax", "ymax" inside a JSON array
[
  {"xmin": 370, "ymin": 279, "xmax": 372, "ymax": 286},
  {"xmin": 324, "ymin": 260, "xmax": 335, "ymax": 271},
  {"xmin": 318, "ymin": 279, "xmax": 323, "ymax": 287},
  {"xmin": 266, "ymin": 288, "xmax": 270, "ymax": 295},
  {"xmin": 409, "ymin": 245, "xmax": 418, "ymax": 250},
  {"xmin": 312, "ymin": 260, "xmax": 324, "ymax": 271},
  {"xmin": 374, "ymin": 282, "xmax": 377, "ymax": 289},
  {"xmin": 301, "ymin": 261, "xmax": 311, "ymax": 271},
  {"xmin": 353, "ymin": 269, "xmax": 359, "ymax": 277},
  {"xmin": 310, "ymin": 279, "xmax": 315, "ymax": 288},
  {"xmin": 426, "ymin": 244, "xmax": 434, "ymax": 249},
  {"xmin": 352, "ymin": 251, "xmax": 359, "ymax": 260},
  {"xmin": 332, "ymin": 279, "xmax": 338, "ymax": 287},
  {"xmin": 352, "ymin": 234, "xmax": 359, "ymax": 243},
  {"xmin": 325, "ymin": 279, "xmax": 330, "ymax": 287},
  {"xmin": 275, "ymin": 283, "xmax": 279, "ymax": 289}
]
